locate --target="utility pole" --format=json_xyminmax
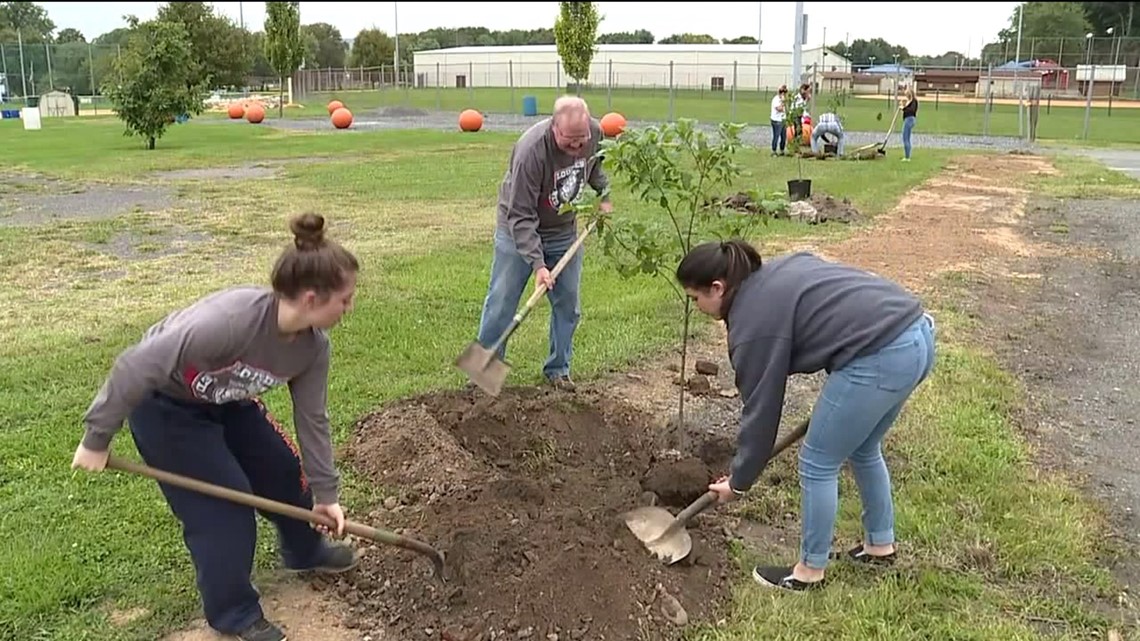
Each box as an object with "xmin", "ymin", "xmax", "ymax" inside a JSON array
[
  {"xmin": 792, "ymin": 1, "xmax": 804, "ymax": 87},
  {"xmin": 756, "ymin": 2, "xmax": 762, "ymax": 92},
  {"xmin": 393, "ymin": 2, "xmax": 400, "ymax": 88}
]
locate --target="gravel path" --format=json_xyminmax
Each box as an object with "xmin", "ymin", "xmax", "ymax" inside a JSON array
[
  {"xmin": 251, "ymin": 106, "xmax": 1036, "ymax": 152},
  {"xmin": 976, "ymin": 193, "xmax": 1140, "ymax": 564}
]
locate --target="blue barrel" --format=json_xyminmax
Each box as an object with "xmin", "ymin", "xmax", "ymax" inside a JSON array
[{"xmin": 522, "ymin": 95, "xmax": 538, "ymax": 117}]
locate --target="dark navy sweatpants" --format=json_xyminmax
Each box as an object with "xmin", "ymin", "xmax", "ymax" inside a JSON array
[{"xmin": 128, "ymin": 391, "xmax": 326, "ymax": 634}]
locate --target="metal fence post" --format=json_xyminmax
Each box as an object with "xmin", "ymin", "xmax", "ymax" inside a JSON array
[
  {"xmin": 1083, "ymin": 63, "xmax": 1094, "ymax": 140},
  {"xmin": 669, "ymin": 60, "xmax": 675, "ymax": 121},
  {"xmin": 607, "ymin": 59, "xmax": 613, "ymax": 111},
  {"xmin": 435, "ymin": 61, "xmax": 441, "ymax": 110},
  {"xmin": 509, "ymin": 60, "xmax": 515, "ymax": 114},
  {"xmin": 468, "ymin": 61, "xmax": 474, "ymax": 102},
  {"xmin": 731, "ymin": 60, "xmax": 738, "ymax": 120},
  {"xmin": 983, "ymin": 64, "xmax": 992, "ymax": 138}
]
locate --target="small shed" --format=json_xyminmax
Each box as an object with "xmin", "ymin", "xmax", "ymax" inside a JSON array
[{"xmin": 39, "ymin": 90, "xmax": 77, "ymax": 117}]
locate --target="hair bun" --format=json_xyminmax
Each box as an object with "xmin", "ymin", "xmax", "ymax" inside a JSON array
[{"xmin": 290, "ymin": 213, "xmax": 326, "ymax": 251}]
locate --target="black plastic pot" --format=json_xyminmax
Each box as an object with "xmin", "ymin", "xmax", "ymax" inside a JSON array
[{"xmin": 787, "ymin": 179, "xmax": 812, "ymax": 202}]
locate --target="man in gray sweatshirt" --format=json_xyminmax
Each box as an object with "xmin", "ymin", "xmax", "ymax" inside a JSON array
[{"xmin": 474, "ymin": 96, "xmax": 613, "ymax": 390}]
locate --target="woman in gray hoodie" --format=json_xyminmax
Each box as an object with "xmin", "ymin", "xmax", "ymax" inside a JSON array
[{"xmin": 675, "ymin": 239, "xmax": 936, "ymax": 591}]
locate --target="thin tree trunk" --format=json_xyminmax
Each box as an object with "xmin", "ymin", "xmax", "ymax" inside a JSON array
[
  {"xmin": 278, "ymin": 77, "xmax": 285, "ymax": 118},
  {"xmin": 678, "ymin": 297, "xmax": 692, "ymax": 428}
]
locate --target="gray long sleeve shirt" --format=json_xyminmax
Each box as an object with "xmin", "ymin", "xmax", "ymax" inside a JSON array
[
  {"xmin": 81, "ymin": 286, "xmax": 341, "ymax": 504},
  {"xmin": 725, "ymin": 253, "xmax": 924, "ymax": 492},
  {"xmin": 495, "ymin": 117, "xmax": 611, "ymax": 271}
]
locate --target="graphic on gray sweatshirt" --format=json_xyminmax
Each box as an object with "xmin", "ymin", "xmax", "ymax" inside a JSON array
[
  {"xmin": 495, "ymin": 117, "xmax": 611, "ymax": 270},
  {"xmin": 81, "ymin": 286, "xmax": 341, "ymax": 504},
  {"xmin": 724, "ymin": 253, "xmax": 925, "ymax": 492}
]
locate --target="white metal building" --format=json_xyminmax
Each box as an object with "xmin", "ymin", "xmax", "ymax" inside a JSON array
[{"xmin": 413, "ymin": 44, "xmax": 851, "ymax": 92}]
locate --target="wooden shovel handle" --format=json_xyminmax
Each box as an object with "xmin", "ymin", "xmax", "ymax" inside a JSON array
[{"xmin": 105, "ymin": 455, "xmax": 446, "ymax": 578}]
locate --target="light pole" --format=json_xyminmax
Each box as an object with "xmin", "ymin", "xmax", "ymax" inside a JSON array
[{"xmin": 393, "ymin": 2, "xmax": 400, "ymax": 88}]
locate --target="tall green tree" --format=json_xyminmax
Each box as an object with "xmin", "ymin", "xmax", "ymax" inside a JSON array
[
  {"xmin": 553, "ymin": 1, "xmax": 601, "ymax": 93},
  {"xmin": 158, "ymin": 1, "xmax": 252, "ymax": 89},
  {"xmin": 102, "ymin": 17, "xmax": 206, "ymax": 150},
  {"xmin": 263, "ymin": 1, "xmax": 304, "ymax": 117},
  {"xmin": 0, "ymin": 1, "xmax": 54, "ymax": 43}
]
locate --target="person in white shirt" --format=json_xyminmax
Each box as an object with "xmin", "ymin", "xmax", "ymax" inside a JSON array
[{"xmin": 769, "ymin": 85, "xmax": 788, "ymax": 156}]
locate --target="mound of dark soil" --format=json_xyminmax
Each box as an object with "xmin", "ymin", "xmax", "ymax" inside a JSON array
[
  {"xmin": 809, "ymin": 193, "xmax": 863, "ymax": 224},
  {"xmin": 327, "ymin": 386, "xmax": 738, "ymax": 641}
]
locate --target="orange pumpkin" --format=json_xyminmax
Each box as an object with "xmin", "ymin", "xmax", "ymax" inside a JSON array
[
  {"xmin": 227, "ymin": 103, "xmax": 245, "ymax": 119},
  {"xmin": 245, "ymin": 104, "xmax": 265, "ymax": 124},
  {"xmin": 327, "ymin": 100, "xmax": 344, "ymax": 115},
  {"xmin": 331, "ymin": 107, "xmax": 353, "ymax": 129},
  {"xmin": 600, "ymin": 112, "xmax": 626, "ymax": 137},
  {"xmin": 785, "ymin": 123, "xmax": 813, "ymax": 144},
  {"xmin": 458, "ymin": 109, "xmax": 483, "ymax": 132}
]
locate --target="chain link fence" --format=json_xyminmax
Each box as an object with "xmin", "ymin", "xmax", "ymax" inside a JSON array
[
  {"xmin": 2, "ymin": 38, "xmax": 1138, "ymax": 144},
  {"xmin": 288, "ymin": 59, "xmax": 1139, "ymax": 143}
]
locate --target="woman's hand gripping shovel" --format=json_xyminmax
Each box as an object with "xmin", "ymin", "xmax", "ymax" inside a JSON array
[{"xmin": 456, "ymin": 220, "xmax": 598, "ymax": 396}]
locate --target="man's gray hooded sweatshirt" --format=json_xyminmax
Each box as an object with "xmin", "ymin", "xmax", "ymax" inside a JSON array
[
  {"xmin": 495, "ymin": 117, "xmax": 611, "ymax": 271},
  {"xmin": 725, "ymin": 252, "xmax": 925, "ymax": 493}
]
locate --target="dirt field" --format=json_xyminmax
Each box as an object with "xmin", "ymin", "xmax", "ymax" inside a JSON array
[{"xmin": 151, "ymin": 150, "xmax": 1140, "ymax": 640}]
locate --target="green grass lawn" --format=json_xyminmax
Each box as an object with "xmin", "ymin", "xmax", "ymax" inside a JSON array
[
  {"xmin": 0, "ymin": 116, "xmax": 1131, "ymax": 640},
  {"xmin": 276, "ymin": 86, "xmax": 1140, "ymax": 146}
]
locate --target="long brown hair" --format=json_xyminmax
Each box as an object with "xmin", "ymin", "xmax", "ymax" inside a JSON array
[
  {"xmin": 675, "ymin": 239, "xmax": 763, "ymax": 318},
  {"xmin": 270, "ymin": 213, "xmax": 360, "ymax": 300}
]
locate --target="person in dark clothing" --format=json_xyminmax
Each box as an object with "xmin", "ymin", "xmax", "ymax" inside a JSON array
[
  {"xmin": 72, "ymin": 213, "xmax": 363, "ymax": 641},
  {"xmin": 899, "ymin": 86, "xmax": 918, "ymax": 161},
  {"xmin": 675, "ymin": 239, "xmax": 936, "ymax": 592}
]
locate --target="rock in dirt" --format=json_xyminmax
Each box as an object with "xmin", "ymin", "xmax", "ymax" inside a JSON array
[
  {"xmin": 335, "ymin": 387, "xmax": 735, "ymax": 641},
  {"xmin": 694, "ymin": 360, "xmax": 719, "ymax": 376}
]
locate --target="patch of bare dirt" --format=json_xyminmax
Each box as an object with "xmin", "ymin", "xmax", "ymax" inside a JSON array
[
  {"xmin": 0, "ymin": 171, "xmax": 175, "ymax": 227},
  {"xmin": 82, "ymin": 229, "xmax": 211, "ymax": 261},
  {"xmin": 161, "ymin": 581, "xmax": 357, "ymax": 641},
  {"xmin": 797, "ymin": 154, "xmax": 1069, "ymax": 291},
  {"xmin": 154, "ymin": 165, "xmax": 279, "ymax": 181}
]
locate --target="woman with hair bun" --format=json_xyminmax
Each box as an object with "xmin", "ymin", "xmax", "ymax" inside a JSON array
[
  {"xmin": 675, "ymin": 239, "xmax": 936, "ymax": 592},
  {"xmin": 71, "ymin": 213, "xmax": 361, "ymax": 641}
]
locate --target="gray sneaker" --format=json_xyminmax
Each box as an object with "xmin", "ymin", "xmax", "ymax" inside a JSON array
[
  {"xmin": 237, "ymin": 617, "xmax": 286, "ymax": 641},
  {"xmin": 547, "ymin": 375, "xmax": 576, "ymax": 391},
  {"xmin": 288, "ymin": 540, "xmax": 359, "ymax": 574}
]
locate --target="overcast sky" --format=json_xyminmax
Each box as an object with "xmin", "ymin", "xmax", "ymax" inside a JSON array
[{"xmin": 41, "ymin": 2, "xmax": 1018, "ymax": 58}]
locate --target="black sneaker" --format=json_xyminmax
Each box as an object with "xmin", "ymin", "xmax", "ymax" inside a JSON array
[
  {"xmin": 830, "ymin": 544, "xmax": 896, "ymax": 566},
  {"xmin": 752, "ymin": 565, "xmax": 824, "ymax": 592},
  {"xmin": 547, "ymin": 375, "xmax": 576, "ymax": 391},
  {"xmin": 289, "ymin": 540, "xmax": 360, "ymax": 574},
  {"xmin": 237, "ymin": 617, "xmax": 286, "ymax": 641}
]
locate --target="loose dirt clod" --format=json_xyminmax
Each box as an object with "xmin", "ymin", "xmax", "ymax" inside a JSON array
[{"xmin": 332, "ymin": 386, "xmax": 736, "ymax": 640}]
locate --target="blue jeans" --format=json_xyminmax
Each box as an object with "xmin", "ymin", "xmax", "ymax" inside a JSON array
[
  {"xmin": 770, "ymin": 119, "xmax": 787, "ymax": 153},
  {"xmin": 128, "ymin": 392, "xmax": 327, "ymax": 634},
  {"xmin": 811, "ymin": 122, "xmax": 845, "ymax": 156},
  {"xmin": 902, "ymin": 116, "xmax": 916, "ymax": 159},
  {"xmin": 797, "ymin": 313, "xmax": 936, "ymax": 569},
  {"xmin": 476, "ymin": 224, "xmax": 583, "ymax": 379}
]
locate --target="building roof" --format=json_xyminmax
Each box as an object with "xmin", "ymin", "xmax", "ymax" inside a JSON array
[
  {"xmin": 864, "ymin": 63, "xmax": 912, "ymax": 75},
  {"xmin": 415, "ymin": 43, "xmax": 840, "ymax": 57}
]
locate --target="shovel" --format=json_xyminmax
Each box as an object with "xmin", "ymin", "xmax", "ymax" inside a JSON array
[
  {"xmin": 106, "ymin": 455, "xmax": 447, "ymax": 581},
  {"xmin": 622, "ymin": 416, "xmax": 811, "ymax": 565},
  {"xmin": 456, "ymin": 220, "xmax": 598, "ymax": 396}
]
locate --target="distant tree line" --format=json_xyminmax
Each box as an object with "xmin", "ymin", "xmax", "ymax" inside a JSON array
[{"xmin": 1, "ymin": 0, "xmax": 1135, "ymax": 97}]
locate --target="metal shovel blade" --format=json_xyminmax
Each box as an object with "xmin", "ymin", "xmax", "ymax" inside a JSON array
[
  {"xmin": 622, "ymin": 505, "xmax": 694, "ymax": 565},
  {"xmin": 455, "ymin": 341, "xmax": 510, "ymax": 397}
]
